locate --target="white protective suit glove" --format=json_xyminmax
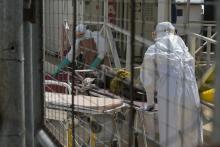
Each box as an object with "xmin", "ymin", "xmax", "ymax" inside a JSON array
[
  {"xmin": 144, "ymin": 103, "xmax": 155, "ymax": 111},
  {"xmin": 145, "ymin": 90, "xmax": 155, "ymax": 111}
]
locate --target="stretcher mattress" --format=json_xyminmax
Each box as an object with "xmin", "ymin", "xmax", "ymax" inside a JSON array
[{"xmin": 45, "ymin": 92, "xmax": 123, "ymax": 113}]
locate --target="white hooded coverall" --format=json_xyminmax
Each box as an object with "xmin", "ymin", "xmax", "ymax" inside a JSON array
[
  {"xmin": 66, "ymin": 24, "xmax": 107, "ymax": 62},
  {"xmin": 140, "ymin": 22, "xmax": 203, "ymax": 147}
]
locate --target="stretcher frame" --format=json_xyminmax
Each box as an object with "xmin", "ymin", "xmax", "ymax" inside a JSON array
[{"xmin": 45, "ymin": 88, "xmax": 127, "ymax": 147}]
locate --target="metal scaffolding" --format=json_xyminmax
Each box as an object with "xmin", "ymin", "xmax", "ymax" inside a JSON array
[{"xmin": 0, "ymin": 0, "xmax": 220, "ymax": 146}]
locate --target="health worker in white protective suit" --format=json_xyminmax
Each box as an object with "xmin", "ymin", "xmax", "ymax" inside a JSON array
[
  {"xmin": 140, "ymin": 22, "xmax": 203, "ymax": 147},
  {"xmin": 52, "ymin": 24, "xmax": 107, "ymax": 76}
]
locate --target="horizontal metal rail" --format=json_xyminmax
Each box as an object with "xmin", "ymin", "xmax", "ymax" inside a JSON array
[
  {"xmin": 195, "ymin": 32, "xmax": 217, "ymax": 55},
  {"xmin": 83, "ymin": 21, "xmax": 153, "ymax": 46},
  {"xmin": 191, "ymin": 33, "xmax": 217, "ymax": 44}
]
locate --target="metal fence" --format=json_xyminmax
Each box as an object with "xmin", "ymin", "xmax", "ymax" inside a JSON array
[
  {"xmin": 1, "ymin": 0, "xmax": 220, "ymax": 147},
  {"xmin": 42, "ymin": 0, "xmax": 216, "ymax": 147}
]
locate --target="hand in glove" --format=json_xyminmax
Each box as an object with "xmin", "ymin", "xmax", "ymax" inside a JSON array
[
  {"xmin": 52, "ymin": 58, "xmax": 71, "ymax": 77},
  {"xmin": 144, "ymin": 103, "xmax": 155, "ymax": 111},
  {"xmin": 90, "ymin": 57, "xmax": 102, "ymax": 69}
]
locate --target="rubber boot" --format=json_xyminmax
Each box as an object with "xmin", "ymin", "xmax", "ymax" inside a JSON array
[
  {"xmin": 52, "ymin": 58, "xmax": 71, "ymax": 77},
  {"xmin": 90, "ymin": 57, "xmax": 102, "ymax": 69}
]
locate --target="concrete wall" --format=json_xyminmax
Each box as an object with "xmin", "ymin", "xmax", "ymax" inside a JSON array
[
  {"xmin": 175, "ymin": 4, "xmax": 203, "ymax": 35},
  {"xmin": 43, "ymin": 0, "xmax": 73, "ymax": 53}
]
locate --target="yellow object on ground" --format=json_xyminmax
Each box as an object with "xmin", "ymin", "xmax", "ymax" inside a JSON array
[
  {"xmin": 201, "ymin": 88, "xmax": 215, "ymax": 103},
  {"xmin": 116, "ymin": 69, "xmax": 130, "ymax": 78}
]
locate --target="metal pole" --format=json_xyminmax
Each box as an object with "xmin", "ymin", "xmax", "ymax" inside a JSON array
[
  {"xmin": 213, "ymin": 0, "xmax": 220, "ymax": 143},
  {"xmin": 36, "ymin": 130, "xmax": 57, "ymax": 147},
  {"xmin": 104, "ymin": 0, "xmax": 108, "ymax": 27},
  {"xmin": 72, "ymin": 0, "xmax": 77, "ymax": 146},
  {"xmin": 158, "ymin": 0, "xmax": 170, "ymax": 22},
  {"xmin": 207, "ymin": 26, "xmax": 212, "ymax": 67},
  {"xmin": 126, "ymin": 36, "xmax": 131, "ymax": 70},
  {"xmin": 24, "ymin": 0, "xmax": 35, "ymax": 146},
  {"xmin": 81, "ymin": 0, "xmax": 85, "ymax": 23},
  {"xmin": 128, "ymin": 0, "xmax": 135, "ymax": 146},
  {"xmin": 0, "ymin": 0, "xmax": 25, "ymax": 146},
  {"xmin": 31, "ymin": 0, "xmax": 44, "ymax": 146},
  {"xmin": 103, "ymin": 0, "xmax": 108, "ymax": 37},
  {"xmin": 184, "ymin": 0, "xmax": 190, "ymax": 42},
  {"xmin": 168, "ymin": 0, "xmax": 171, "ymax": 22}
]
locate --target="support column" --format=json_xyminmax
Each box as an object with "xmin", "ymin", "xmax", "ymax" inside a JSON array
[
  {"xmin": 31, "ymin": 0, "xmax": 44, "ymax": 146},
  {"xmin": 126, "ymin": 36, "xmax": 131, "ymax": 70},
  {"xmin": 77, "ymin": 0, "xmax": 84, "ymax": 23},
  {"xmin": 206, "ymin": 26, "xmax": 212, "ymax": 67},
  {"xmin": 0, "ymin": 0, "xmax": 25, "ymax": 146},
  {"xmin": 157, "ymin": 0, "xmax": 170, "ymax": 22},
  {"xmin": 104, "ymin": 0, "xmax": 108, "ymax": 27},
  {"xmin": 24, "ymin": 0, "xmax": 34, "ymax": 146}
]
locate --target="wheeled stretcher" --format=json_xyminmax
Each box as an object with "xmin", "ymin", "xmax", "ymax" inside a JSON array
[{"xmin": 45, "ymin": 92, "xmax": 127, "ymax": 147}]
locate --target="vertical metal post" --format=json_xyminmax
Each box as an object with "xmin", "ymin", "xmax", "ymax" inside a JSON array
[
  {"xmin": 207, "ymin": 26, "xmax": 212, "ymax": 67},
  {"xmin": 168, "ymin": 0, "xmax": 171, "ymax": 22},
  {"xmin": 126, "ymin": 36, "xmax": 131, "ymax": 70},
  {"xmin": 72, "ymin": 0, "xmax": 77, "ymax": 146},
  {"xmin": 81, "ymin": 0, "xmax": 85, "ymax": 23},
  {"xmin": 184, "ymin": 0, "xmax": 190, "ymax": 42},
  {"xmin": 190, "ymin": 36, "xmax": 196, "ymax": 57},
  {"xmin": 105, "ymin": 27, "xmax": 121, "ymax": 68},
  {"xmin": 128, "ymin": 0, "xmax": 135, "ymax": 146},
  {"xmin": 77, "ymin": 0, "xmax": 84, "ymax": 23},
  {"xmin": 124, "ymin": 0, "xmax": 128, "ymax": 30},
  {"xmin": 213, "ymin": 0, "xmax": 220, "ymax": 143},
  {"xmin": 104, "ymin": 0, "xmax": 108, "ymax": 29},
  {"xmin": 158, "ymin": 0, "xmax": 170, "ymax": 22},
  {"xmin": 0, "ymin": 0, "xmax": 25, "ymax": 146},
  {"xmin": 104, "ymin": 1, "xmax": 123, "ymax": 68},
  {"xmin": 31, "ymin": 0, "xmax": 44, "ymax": 146},
  {"xmin": 24, "ymin": 0, "xmax": 35, "ymax": 147},
  {"xmin": 103, "ymin": 0, "xmax": 108, "ymax": 67}
]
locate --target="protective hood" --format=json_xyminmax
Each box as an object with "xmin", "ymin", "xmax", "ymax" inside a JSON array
[
  {"xmin": 76, "ymin": 24, "xmax": 87, "ymax": 33},
  {"xmin": 155, "ymin": 22, "xmax": 175, "ymax": 41},
  {"xmin": 141, "ymin": 23, "xmax": 195, "ymax": 88},
  {"xmin": 145, "ymin": 34, "xmax": 195, "ymax": 81}
]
